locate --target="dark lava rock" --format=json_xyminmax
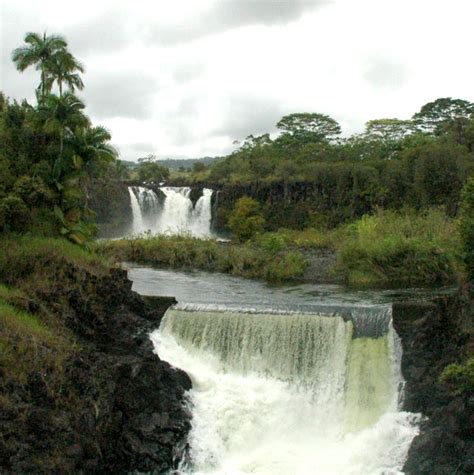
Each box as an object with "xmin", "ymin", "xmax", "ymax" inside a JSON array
[
  {"xmin": 1, "ymin": 264, "xmax": 191, "ymax": 474},
  {"xmin": 393, "ymin": 284, "xmax": 474, "ymax": 474}
]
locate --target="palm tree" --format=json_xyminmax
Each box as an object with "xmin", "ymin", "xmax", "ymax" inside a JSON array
[
  {"xmin": 70, "ymin": 125, "xmax": 118, "ymax": 165},
  {"xmin": 38, "ymin": 92, "xmax": 89, "ymax": 185},
  {"xmin": 67, "ymin": 125, "xmax": 118, "ymax": 206},
  {"xmin": 11, "ymin": 32, "xmax": 68, "ymax": 100},
  {"xmin": 44, "ymin": 50, "xmax": 85, "ymax": 97}
]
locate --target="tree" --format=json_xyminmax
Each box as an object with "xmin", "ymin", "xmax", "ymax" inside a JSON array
[
  {"xmin": 276, "ymin": 112, "xmax": 341, "ymax": 143},
  {"xmin": 192, "ymin": 161, "xmax": 206, "ymax": 173},
  {"xmin": 137, "ymin": 162, "xmax": 169, "ymax": 182},
  {"xmin": 69, "ymin": 125, "xmax": 117, "ymax": 167},
  {"xmin": 43, "ymin": 49, "xmax": 84, "ymax": 97},
  {"xmin": 228, "ymin": 196, "xmax": 265, "ymax": 242},
  {"xmin": 11, "ymin": 32, "xmax": 67, "ymax": 100},
  {"xmin": 412, "ymin": 97, "xmax": 474, "ymax": 135},
  {"xmin": 38, "ymin": 92, "xmax": 89, "ymax": 184},
  {"xmin": 364, "ymin": 118, "xmax": 415, "ymax": 142}
]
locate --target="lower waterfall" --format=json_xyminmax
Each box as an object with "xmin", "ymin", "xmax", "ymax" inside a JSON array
[
  {"xmin": 128, "ymin": 186, "xmax": 213, "ymax": 237},
  {"xmin": 151, "ymin": 305, "xmax": 420, "ymax": 474}
]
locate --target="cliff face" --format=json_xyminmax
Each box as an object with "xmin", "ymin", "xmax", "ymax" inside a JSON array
[
  {"xmin": 173, "ymin": 180, "xmax": 368, "ymax": 232},
  {"xmin": 0, "ymin": 264, "xmax": 191, "ymax": 473},
  {"xmin": 393, "ymin": 286, "xmax": 474, "ymax": 474}
]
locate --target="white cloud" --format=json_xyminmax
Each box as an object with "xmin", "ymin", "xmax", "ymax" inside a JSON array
[{"xmin": 1, "ymin": 0, "xmax": 474, "ymax": 159}]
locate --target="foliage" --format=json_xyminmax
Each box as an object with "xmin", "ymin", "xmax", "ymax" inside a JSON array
[
  {"xmin": 2, "ymin": 32, "xmax": 118, "ymax": 242},
  {"xmin": 11, "ymin": 32, "xmax": 68, "ymax": 99},
  {"xmin": 412, "ymin": 97, "xmax": 474, "ymax": 135},
  {"xmin": 439, "ymin": 359, "xmax": 474, "ymax": 396},
  {"xmin": 98, "ymin": 234, "xmax": 308, "ymax": 283},
  {"xmin": 460, "ymin": 178, "xmax": 474, "ymax": 280},
  {"xmin": 0, "ymin": 235, "xmax": 108, "ymax": 286},
  {"xmin": 137, "ymin": 161, "xmax": 170, "ymax": 182},
  {"xmin": 276, "ymin": 112, "xmax": 341, "ymax": 143},
  {"xmin": 336, "ymin": 209, "xmax": 461, "ymax": 287},
  {"xmin": 228, "ymin": 196, "xmax": 266, "ymax": 242}
]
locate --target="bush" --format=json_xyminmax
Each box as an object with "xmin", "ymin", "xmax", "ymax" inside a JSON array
[
  {"xmin": 440, "ymin": 359, "xmax": 474, "ymax": 396},
  {"xmin": 98, "ymin": 234, "xmax": 308, "ymax": 283},
  {"xmin": 337, "ymin": 209, "xmax": 461, "ymax": 287},
  {"xmin": 257, "ymin": 232, "xmax": 288, "ymax": 253},
  {"xmin": 228, "ymin": 196, "xmax": 265, "ymax": 242},
  {"xmin": 0, "ymin": 194, "xmax": 29, "ymax": 232}
]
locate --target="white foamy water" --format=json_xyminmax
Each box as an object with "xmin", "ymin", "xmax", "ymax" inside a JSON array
[
  {"xmin": 151, "ymin": 307, "xmax": 420, "ymax": 475},
  {"xmin": 128, "ymin": 186, "xmax": 213, "ymax": 237}
]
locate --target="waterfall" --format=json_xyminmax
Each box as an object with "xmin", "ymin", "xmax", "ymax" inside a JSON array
[
  {"xmin": 127, "ymin": 186, "xmax": 213, "ymax": 237},
  {"xmin": 128, "ymin": 187, "xmax": 146, "ymax": 234},
  {"xmin": 151, "ymin": 305, "xmax": 420, "ymax": 474}
]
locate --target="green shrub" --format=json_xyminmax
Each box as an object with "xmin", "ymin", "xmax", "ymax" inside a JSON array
[
  {"xmin": 265, "ymin": 251, "xmax": 308, "ymax": 281},
  {"xmin": 439, "ymin": 359, "xmax": 474, "ymax": 396},
  {"xmin": 257, "ymin": 232, "xmax": 288, "ymax": 253},
  {"xmin": 228, "ymin": 196, "xmax": 265, "ymax": 242},
  {"xmin": 0, "ymin": 194, "xmax": 29, "ymax": 232},
  {"xmin": 337, "ymin": 208, "xmax": 461, "ymax": 287},
  {"xmin": 98, "ymin": 234, "xmax": 307, "ymax": 283}
]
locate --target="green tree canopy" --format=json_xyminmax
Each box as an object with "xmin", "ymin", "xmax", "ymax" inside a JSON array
[
  {"xmin": 136, "ymin": 157, "xmax": 170, "ymax": 182},
  {"xmin": 364, "ymin": 118, "xmax": 415, "ymax": 142},
  {"xmin": 276, "ymin": 112, "xmax": 341, "ymax": 143},
  {"xmin": 412, "ymin": 97, "xmax": 474, "ymax": 135},
  {"xmin": 228, "ymin": 196, "xmax": 265, "ymax": 242}
]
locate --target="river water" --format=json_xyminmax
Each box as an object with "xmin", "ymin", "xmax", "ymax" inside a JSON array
[{"xmin": 127, "ymin": 265, "xmax": 434, "ymax": 475}]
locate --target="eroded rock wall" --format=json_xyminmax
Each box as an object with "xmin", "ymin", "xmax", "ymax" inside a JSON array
[
  {"xmin": 1, "ymin": 265, "xmax": 191, "ymax": 473},
  {"xmin": 393, "ymin": 286, "xmax": 474, "ymax": 474}
]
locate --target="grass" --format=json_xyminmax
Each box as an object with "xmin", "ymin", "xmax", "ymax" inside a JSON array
[
  {"xmin": 0, "ymin": 233, "xmax": 109, "ymax": 285},
  {"xmin": 0, "ymin": 296, "xmax": 73, "ymax": 394},
  {"xmin": 100, "ymin": 208, "xmax": 462, "ymax": 287},
  {"xmin": 98, "ymin": 234, "xmax": 308, "ymax": 283},
  {"xmin": 336, "ymin": 208, "xmax": 462, "ymax": 287}
]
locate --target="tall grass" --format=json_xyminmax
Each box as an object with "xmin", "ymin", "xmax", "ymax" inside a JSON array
[
  {"xmin": 337, "ymin": 208, "xmax": 461, "ymax": 286},
  {"xmin": 0, "ymin": 296, "xmax": 73, "ymax": 393},
  {"xmin": 0, "ymin": 234, "xmax": 109, "ymax": 285},
  {"xmin": 98, "ymin": 234, "xmax": 308, "ymax": 283}
]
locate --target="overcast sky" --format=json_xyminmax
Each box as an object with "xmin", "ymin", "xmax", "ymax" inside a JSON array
[{"xmin": 1, "ymin": 0, "xmax": 474, "ymax": 161}]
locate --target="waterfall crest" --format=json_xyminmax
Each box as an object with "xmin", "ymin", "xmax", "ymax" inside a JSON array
[
  {"xmin": 128, "ymin": 186, "xmax": 213, "ymax": 237},
  {"xmin": 152, "ymin": 306, "xmax": 420, "ymax": 474}
]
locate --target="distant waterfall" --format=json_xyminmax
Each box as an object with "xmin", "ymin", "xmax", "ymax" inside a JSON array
[
  {"xmin": 152, "ymin": 304, "xmax": 420, "ymax": 474},
  {"xmin": 128, "ymin": 186, "xmax": 213, "ymax": 237}
]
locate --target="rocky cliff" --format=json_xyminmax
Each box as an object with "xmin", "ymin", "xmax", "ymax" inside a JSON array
[
  {"xmin": 393, "ymin": 285, "xmax": 474, "ymax": 474},
  {"xmin": 0, "ymin": 263, "xmax": 191, "ymax": 473}
]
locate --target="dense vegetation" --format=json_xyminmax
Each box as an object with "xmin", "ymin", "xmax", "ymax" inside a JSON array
[
  {"xmin": 99, "ymin": 234, "xmax": 308, "ymax": 283},
  {"xmin": 0, "ymin": 32, "xmax": 121, "ymax": 243},
  {"xmin": 183, "ymin": 103, "xmax": 474, "ymax": 231}
]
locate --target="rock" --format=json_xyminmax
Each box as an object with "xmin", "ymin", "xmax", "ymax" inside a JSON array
[
  {"xmin": 393, "ymin": 285, "xmax": 474, "ymax": 474},
  {"xmin": 1, "ymin": 262, "xmax": 191, "ymax": 473}
]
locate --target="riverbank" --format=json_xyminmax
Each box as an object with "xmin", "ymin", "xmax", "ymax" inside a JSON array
[
  {"xmin": 0, "ymin": 235, "xmax": 191, "ymax": 473},
  {"xmin": 99, "ymin": 208, "xmax": 463, "ymax": 288}
]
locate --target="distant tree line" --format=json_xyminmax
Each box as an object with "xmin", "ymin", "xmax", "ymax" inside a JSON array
[{"xmin": 195, "ymin": 99, "xmax": 474, "ymax": 228}]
